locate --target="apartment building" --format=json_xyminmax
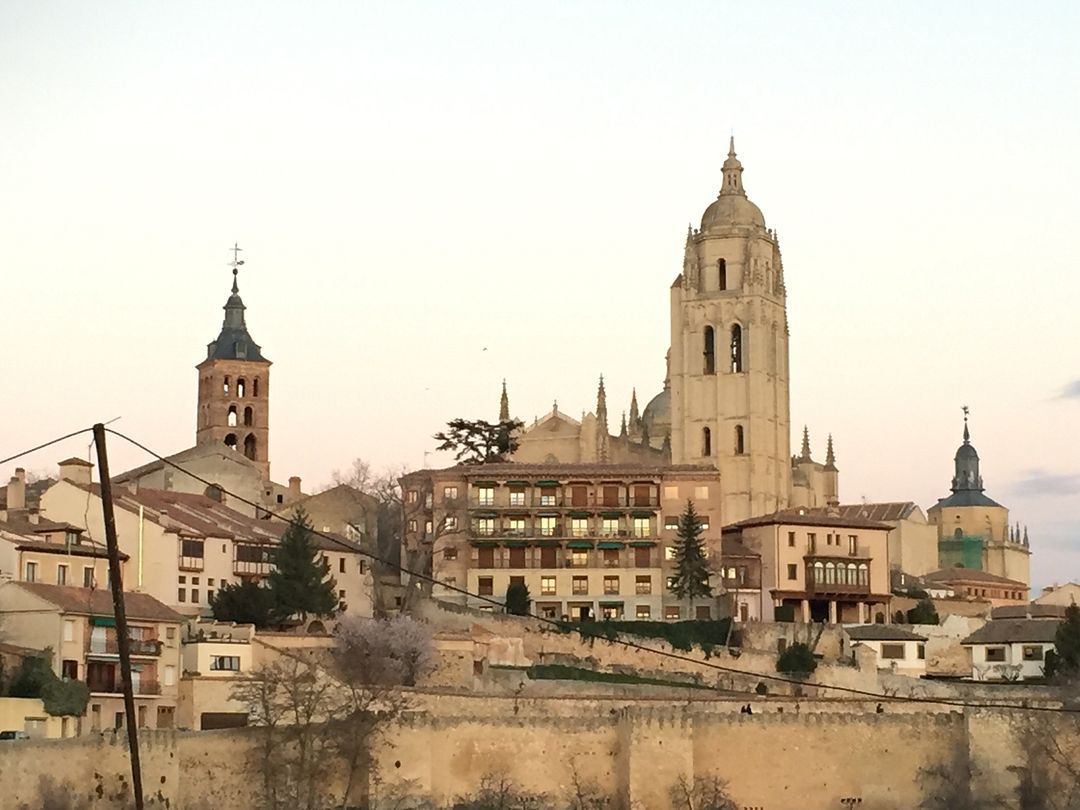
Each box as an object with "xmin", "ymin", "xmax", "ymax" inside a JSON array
[
  {"xmin": 1, "ymin": 516, "xmax": 120, "ymax": 589},
  {"xmin": 39, "ymin": 460, "xmax": 373, "ymax": 618},
  {"xmin": 0, "ymin": 581, "xmax": 183, "ymax": 732},
  {"xmin": 400, "ymin": 463, "xmax": 737, "ymax": 621},
  {"xmin": 722, "ymin": 507, "xmax": 892, "ymax": 623}
]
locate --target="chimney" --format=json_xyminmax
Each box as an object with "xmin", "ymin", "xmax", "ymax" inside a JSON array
[
  {"xmin": 289, "ymin": 476, "xmax": 302, "ymax": 499},
  {"xmin": 58, "ymin": 457, "xmax": 93, "ymax": 487},
  {"xmin": 6, "ymin": 468, "xmax": 27, "ymax": 512}
]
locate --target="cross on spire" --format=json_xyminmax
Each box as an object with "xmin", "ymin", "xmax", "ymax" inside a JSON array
[
  {"xmin": 962, "ymin": 405, "xmax": 970, "ymax": 443},
  {"xmin": 229, "ymin": 242, "xmax": 245, "ymax": 294}
]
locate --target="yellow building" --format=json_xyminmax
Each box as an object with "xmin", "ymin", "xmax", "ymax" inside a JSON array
[{"xmin": 927, "ymin": 413, "xmax": 1030, "ymax": 586}]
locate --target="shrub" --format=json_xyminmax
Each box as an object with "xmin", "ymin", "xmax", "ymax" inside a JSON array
[
  {"xmin": 505, "ymin": 582, "xmax": 531, "ymax": 616},
  {"xmin": 776, "ymin": 642, "xmax": 817, "ymax": 677}
]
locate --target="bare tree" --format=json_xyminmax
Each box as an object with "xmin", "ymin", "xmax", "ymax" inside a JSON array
[
  {"xmin": 233, "ymin": 617, "xmax": 434, "ymax": 810},
  {"xmin": 450, "ymin": 774, "xmax": 548, "ymax": 810},
  {"xmin": 669, "ymin": 774, "xmax": 738, "ymax": 810},
  {"xmin": 1011, "ymin": 712, "xmax": 1080, "ymax": 810}
]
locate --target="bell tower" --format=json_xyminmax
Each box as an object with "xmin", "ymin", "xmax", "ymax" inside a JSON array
[
  {"xmin": 668, "ymin": 139, "xmax": 791, "ymax": 522},
  {"xmin": 195, "ymin": 245, "xmax": 271, "ymax": 478}
]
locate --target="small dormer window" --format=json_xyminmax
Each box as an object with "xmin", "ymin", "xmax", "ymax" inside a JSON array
[
  {"xmin": 65, "ymin": 530, "xmax": 79, "ymax": 546},
  {"xmin": 234, "ymin": 341, "xmax": 247, "ymax": 359}
]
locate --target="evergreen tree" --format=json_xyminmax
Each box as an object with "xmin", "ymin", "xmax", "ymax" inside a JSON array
[
  {"xmin": 505, "ymin": 581, "xmax": 531, "ymax": 616},
  {"xmin": 211, "ymin": 579, "xmax": 276, "ymax": 628},
  {"xmin": 1046, "ymin": 603, "xmax": 1080, "ymax": 679},
  {"xmin": 906, "ymin": 598, "xmax": 940, "ymax": 625},
  {"xmin": 267, "ymin": 508, "xmax": 338, "ymax": 623},
  {"xmin": 670, "ymin": 500, "xmax": 712, "ymax": 616}
]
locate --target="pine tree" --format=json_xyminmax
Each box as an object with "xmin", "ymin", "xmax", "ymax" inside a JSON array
[
  {"xmin": 267, "ymin": 508, "xmax": 338, "ymax": 623},
  {"xmin": 1047, "ymin": 603, "xmax": 1080, "ymax": 679},
  {"xmin": 671, "ymin": 500, "xmax": 713, "ymax": 617},
  {"xmin": 211, "ymin": 579, "xmax": 276, "ymax": 628}
]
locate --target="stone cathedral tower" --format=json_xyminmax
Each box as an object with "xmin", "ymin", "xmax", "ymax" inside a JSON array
[
  {"xmin": 668, "ymin": 139, "xmax": 791, "ymax": 523},
  {"xmin": 195, "ymin": 251, "xmax": 272, "ymax": 478}
]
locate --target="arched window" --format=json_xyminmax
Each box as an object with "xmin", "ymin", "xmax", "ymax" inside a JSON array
[
  {"xmin": 702, "ymin": 427, "xmax": 712, "ymax": 457},
  {"xmin": 243, "ymin": 433, "xmax": 257, "ymax": 461},
  {"xmin": 857, "ymin": 564, "xmax": 869, "ymax": 587},
  {"xmin": 223, "ymin": 376, "xmax": 230, "ymax": 396},
  {"xmin": 237, "ymin": 378, "xmax": 246, "ymax": 398},
  {"xmin": 253, "ymin": 378, "xmax": 260, "ymax": 397},
  {"xmin": 954, "ymin": 527, "xmax": 963, "ymax": 538},
  {"xmin": 227, "ymin": 405, "xmax": 238, "ymax": 427},
  {"xmin": 718, "ymin": 259, "xmax": 727, "ymax": 291},
  {"xmin": 734, "ymin": 425, "xmax": 745, "ymax": 455},
  {"xmin": 825, "ymin": 562, "xmax": 836, "ymax": 585},
  {"xmin": 847, "ymin": 563, "xmax": 857, "ymax": 585},
  {"xmin": 813, "ymin": 561, "xmax": 824, "ymax": 585},
  {"xmin": 730, "ymin": 325, "xmax": 744, "ymax": 373},
  {"xmin": 224, "ymin": 433, "xmax": 238, "ymax": 450},
  {"xmin": 243, "ymin": 406, "xmax": 254, "ymax": 427},
  {"xmin": 703, "ymin": 326, "xmax": 715, "ymax": 374}
]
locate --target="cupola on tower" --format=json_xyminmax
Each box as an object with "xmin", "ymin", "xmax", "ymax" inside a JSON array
[
  {"xmin": 668, "ymin": 139, "xmax": 791, "ymax": 522},
  {"xmin": 195, "ymin": 246, "xmax": 271, "ymax": 478}
]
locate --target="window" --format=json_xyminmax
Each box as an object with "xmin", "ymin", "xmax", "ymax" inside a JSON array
[
  {"xmin": 663, "ymin": 486, "xmax": 679, "ymax": 501},
  {"xmin": 253, "ymin": 378, "xmax": 260, "ymax": 397},
  {"xmin": 696, "ymin": 606, "xmax": 712, "ymax": 619},
  {"xmin": 600, "ymin": 604, "xmax": 622, "ymax": 620},
  {"xmin": 694, "ymin": 486, "xmax": 709, "ymax": 500},
  {"xmin": 786, "ymin": 564, "xmax": 797, "ymax": 581},
  {"xmin": 664, "ymin": 516, "xmax": 679, "ymax": 531},
  {"xmin": 601, "ymin": 517, "xmax": 619, "ymax": 536},
  {"xmin": 540, "ymin": 576, "xmax": 556, "ymax": 596},
  {"xmin": 664, "ymin": 546, "xmax": 677, "ymax": 561},
  {"xmin": 540, "ymin": 546, "xmax": 557, "ymax": 567},
  {"xmin": 443, "ymin": 516, "xmax": 458, "ymax": 532},
  {"xmin": 478, "ymin": 547, "xmax": 495, "ymax": 567},
  {"xmin": 444, "ymin": 547, "xmax": 458, "ymax": 560},
  {"xmin": 164, "ymin": 665, "xmax": 177, "ymax": 686},
  {"xmin": 62, "ymin": 660, "xmax": 78, "ymax": 680},
  {"xmin": 730, "ymin": 324, "xmax": 744, "ymax": 373},
  {"xmin": 666, "ymin": 576, "xmax": 677, "ymax": 591},
  {"xmin": 1022, "ymin": 645, "xmax": 1044, "ymax": 661},
  {"xmin": 808, "ymin": 533, "xmax": 817, "ymax": 553},
  {"xmin": 703, "ymin": 326, "xmax": 716, "ymax": 374},
  {"xmin": 24, "ymin": 561, "xmax": 37, "ymax": 582},
  {"xmin": 507, "ymin": 518, "xmax": 526, "ymax": 536},
  {"xmin": 570, "ymin": 517, "xmax": 589, "ymax": 537},
  {"xmin": 665, "ymin": 606, "xmax": 682, "ymax": 620},
  {"xmin": 191, "ymin": 589, "xmax": 200, "ymax": 603},
  {"xmin": 880, "ymin": 643, "xmax": 905, "ymax": 660},
  {"xmin": 602, "ymin": 486, "xmax": 620, "ymax": 506},
  {"xmin": 236, "ymin": 378, "xmax": 246, "ymax": 397},
  {"xmin": 424, "ymin": 492, "xmax": 433, "ymax": 508},
  {"xmin": 57, "ymin": 564, "xmax": 68, "ymax": 585},
  {"xmin": 848, "ymin": 535, "xmax": 858, "ymax": 555},
  {"xmin": 243, "ymin": 406, "xmax": 254, "ymax": 427},
  {"xmin": 223, "ymin": 376, "xmax": 230, "ymax": 395},
  {"xmin": 702, "ymin": 427, "xmax": 712, "ymax": 456},
  {"xmin": 571, "ymin": 485, "xmax": 588, "ymax": 507},
  {"xmin": 166, "ymin": 627, "xmax": 175, "ymax": 641},
  {"xmin": 444, "ymin": 576, "xmax": 457, "ymax": 587},
  {"xmin": 718, "ymin": 258, "xmax": 727, "ymax": 291},
  {"xmin": 474, "ymin": 485, "xmax": 494, "ymax": 506},
  {"xmin": 210, "ymin": 656, "xmax": 241, "ymax": 672},
  {"xmin": 443, "ymin": 486, "xmax": 458, "ymax": 501},
  {"xmin": 177, "ymin": 588, "xmax": 186, "ymax": 603},
  {"xmin": 227, "ymin": 405, "xmax": 238, "ymax": 427},
  {"xmin": 539, "ymin": 487, "xmax": 557, "ymax": 507},
  {"xmin": 700, "ymin": 519, "xmax": 710, "ymax": 531},
  {"xmin": 478, "ymin": 577, "xmax": 494, "ymax": 596},
  {"xmin": 243, "ymin": 433, "xmax": 257, "ymax": 461},
  {"xmin": 635, "ymin": 576, "xmax": 652, "ymax": 595},
  {"xmin": 917, "ymin": 644, "xmax": 926, "ymax": 660},
  {"xmin": 83, "ymin": 567, "xmax": 94, "ymax": 587},
  {"xmin": 192, "ymin": 577, "xmax": 200, "ymax": 585},
  {"xmin": 634, "ymin": 547, "xmax": 651, "ymax": 567},
  {"xmin": 539, "ymin": 516, "xmax": 557, "ymax": 537},
  {"xmin": 572, "ymin": 576, "xmax": 588, "ymax": 595},
  {"xmin": 985, "ymin": 647, "xmax": 1007, "ymax": 663},
  {"xmin": 633, "ymin": 517, "xmax": 651, "ymax": 538},
  {"xmin": 571, "ymin": 549, "xmax": 588, "ymax": 567},
  {"xmin": 338, "ymin": 558, "xmax": 346, "ymax": 573},
  {"xmin": 407, "ymin": 519, "xmax": 418, "ymax": 533},
  {"xmin": 474, "ymin": 518, "xmax": 495, "ymax": 536},
  {"xmin": 734, "ymin": 425, "xmax": 745, "ymax": 455},
  {"xmin": 207, "ymin": 589, "xmax": 214, "ymax": 602},
  {"xmin": 406, "ymin": 490, "xmax": 419, "ymax": 504},
  {"xmin": 602, "ymin": 549, "xmax": 619, "ymax": 568},
  {"xmin": 208, "ymin": 578, "xmax": 215, "ymax": 586},
  {"xmin": 63, "ymin": 619, "xmax": 75, "ymax": 642},
  {"xmin": 636, "ymin": 605, "xmax": 652, "ymax": 619},
  {"xmin": 509, "ymin": 488, "xmax": 526, "ymax": 507},
  {"xmin": 788, "ymin": 532, "xmax": 796, "ymax": 548},
  {"xmin": 508, "ymin": 547, "xmax": 526, "ymax": 568}
]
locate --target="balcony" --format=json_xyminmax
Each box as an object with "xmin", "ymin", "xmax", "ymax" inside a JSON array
[
  {"xmin": 178, "ymin": 555, "xmax": 204, "ymax": 572},
  {"xmin": 87, "ymin": 678, "xmax": 161, "ymax": 696},
  {"xmin": 234, "ymin": 560, "xmax": 272, "ymax": 577},
  {"xmin": 805, "ymin": 562, "xmax": 870, "ymax": 596},
  {"xmin": 87, "ymin": 635, "xmax": 162, "ymax": 657}
]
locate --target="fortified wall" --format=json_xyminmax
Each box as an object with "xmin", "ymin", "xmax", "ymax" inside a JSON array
[{"xmin": 0, "ymin": 695, "xmax": 1066, "ymax": 810}]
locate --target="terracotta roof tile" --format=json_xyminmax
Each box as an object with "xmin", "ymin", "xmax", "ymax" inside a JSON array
[{"xmin": 11, "ymin": 582, "xmax": 183, "ymax": 623}]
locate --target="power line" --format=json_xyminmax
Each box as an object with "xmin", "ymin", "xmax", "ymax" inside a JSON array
[
  {"xmin": 0, "ymin": 427, "xmax": 95, "ymax": 467},
  {"xmin": 21, "ymin": 426, "xmax": 1067, "ymax": 715}
]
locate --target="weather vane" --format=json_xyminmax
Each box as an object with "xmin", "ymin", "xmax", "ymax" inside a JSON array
[
  {"xmin": 229, "ymin": 242, "xmax": 244, "ymax": 293},
  {"xmin": 962, "ymin": 404, "xmax": 969, "ymax": 420}
]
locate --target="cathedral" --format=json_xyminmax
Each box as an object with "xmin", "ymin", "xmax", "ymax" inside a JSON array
[{"xmin": 507, "ymin": 139, "xmax": 836, "ymax": 524}]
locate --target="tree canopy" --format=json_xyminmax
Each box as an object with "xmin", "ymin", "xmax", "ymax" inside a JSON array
[
  {"xmin": 776, "ymin": 642, "xmax": 817, "ymax": 677},
  {"xmin": 211, "ymin": 579, "xmax": 276, "ymax": 628},
  {"xmin": 505, "ymin": 581, "xmax": 531, "ymax": 616},
  {"xmin": 670, "ymin": 500, "xmax": 712, "ymax": 611},
  {"xmin": 433, "ymin": 418, "xmax": 524, "ymax": 464},
  {"xmin": 267, "ymin": 508, "xmax": 339, "ymax": 623},
  {"xmin": 906, "ymin": 598, "xmax": 940, "ymax": 625},
  {"xmin": 1046, "ymin": 603, "xmax": 1080, "ymax": 680}
]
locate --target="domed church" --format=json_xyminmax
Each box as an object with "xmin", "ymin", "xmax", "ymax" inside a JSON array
[{"xmin": 508, "ymin": 139, "xmax": 836, "ymax": 523}]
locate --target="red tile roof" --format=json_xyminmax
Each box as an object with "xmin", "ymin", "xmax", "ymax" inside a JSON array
[{"xmin": 12, "ymin": 582, "xmax": 183, "ymax": 623}]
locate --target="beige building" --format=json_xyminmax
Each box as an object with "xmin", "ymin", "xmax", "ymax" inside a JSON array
[
  {"xmin": 40, "ymin": 462, "xmax": 374, "ymax": 618},
  {"xmin": 923, "ymin": 567, "xmax": 1028, "ymax": 607},
  {"xmin": 177, "ymin": 618, "xmax": 256, "ymax": 730},
  {"xmin": 0, "ymin": 581, "xmax": 183, "ymax": 732},
  {"xmin": 722, "ymin": 508, "xmax": 892, "ymax": 624},
  {"xmin": 928, "ymin": 414, "xmax": 1030, "ymax": 585},
  {"xmin": 1034, "ymin": 582, "xmax": 1080, "ymax": 607},
  {"xmin": 826, "ymin": 502, "xmax": 940, "ymax": 578},
  {"xmin": 400, "ymin": 463, "xmax": 744, "ymax": 621},
  {"xmin": 505, "ymin": 142, "xmax": 836, "ymax": 522},
  {"xmin": 845, "ymin": 624, "xmax": 927, "ymax": 676},
  {"xmin": 1, "ymin": 514, "xmax": 119, "ymax": 591}
]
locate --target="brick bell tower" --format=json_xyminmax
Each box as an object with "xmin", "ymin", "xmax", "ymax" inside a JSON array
[{"xmin": 195, "ymin": 244, "xmax": 271, "ymax": 478}]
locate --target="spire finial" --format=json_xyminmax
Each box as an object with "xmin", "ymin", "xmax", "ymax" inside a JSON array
[
  {"xmin": 620, "ymin": 411, "xmax": 628, "ymax": 438},
  {"xmin": 962, "ymin": 405, "xmax": 970, "ymax": 443},
  {"xmin": 800, "ymin": 425, "xmax": 811, "ymax": 461},
  {"xmin": 825, "ymin": 433, "xmax": 836, "ymax": 466},
  {"xmin": 229, "ymin": 242, "xmax": 244, "ymax": 294},
  {"xmin": 728, "ymin": 135, "xmax": 736, "ymax": 158},
  {"xmin": 499, "ymin": 379, "xmax": 510, "ymax": 422},
  {"xmin": 721, "ymin": 135, "xmax": 745, "ymax": 196}
]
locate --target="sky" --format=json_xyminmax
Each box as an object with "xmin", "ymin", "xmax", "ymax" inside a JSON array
[{"xmin": 1, "ymin": 2, "xmax": 1077, "ymax": 588}]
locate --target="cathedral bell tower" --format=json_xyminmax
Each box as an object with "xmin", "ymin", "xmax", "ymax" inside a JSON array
[
  {"xmin": 195, "ymin": 245, "xmax": 272, "ymax": 478},
  {"xmin": 668, "ymin": 139, "xmax": 791, "ymax": 522}
]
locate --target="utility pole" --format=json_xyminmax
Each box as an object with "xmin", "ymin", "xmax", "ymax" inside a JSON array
[{"xmin": 92, "ymin": 423, "xmax": 144, "ymax": 810}]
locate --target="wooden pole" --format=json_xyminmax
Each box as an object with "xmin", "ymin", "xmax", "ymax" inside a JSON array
[{"xmin": 92, "ymin": 423, "xmax": 145, "ymax": 810}]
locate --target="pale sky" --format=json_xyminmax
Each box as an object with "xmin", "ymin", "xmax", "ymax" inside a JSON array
[{"xmin": 1, "ymin": 2, "xmax": 1077, "ymax": 588}]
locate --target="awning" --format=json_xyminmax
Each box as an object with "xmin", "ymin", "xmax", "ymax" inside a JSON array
[
  {"xmin": 598, "ymin": 541, "xmax": 625, "ymax": 550},
  {"xmin": 568, "ymin": 511, "xmax": 592, "ymax": 518},
  {"xmin": 470, "ymin": 540, "xmax": 498, "ymax": 547},
  {"xmin": 506, "ymin": 481, "xmax": 529, "ymax": 486},
  {"xmin": 629, "ymin": 541, "xmax": 657, "ymax": 548},
  {"xmin": 471, "ymin": 481, "xmax": 497, "ymax": 486},
  {"xmin": 535, "ymin": 480, "xmax": 559, "ymax": 487},
  {"xmin": 472, "ymin": 511, "xmax": 498, "ymax": 518},
  {"xmin": 599, "ymin": 601, "xmax": 624, "ymax": 607},
  {"xmin": 534, "ymin": 539, "xmax": 562, "ymax": 547},
  {"xmin": 601, "ymin": 511, "xmax": 623, "ymax": 518},
  {"xmin": 631, "ymin": 512, "xmax": 655, "ymax": 518},
  {"xmin": 567, "ymin": 540, "xmax": 594, "ymax": 549},
  {"xmin": 91, "ymin": 617, "xmax": 117, "ymax": 627},
  {"xmin": 504, "ymin": 540, "xmax": 528, "ymax": 548}
]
